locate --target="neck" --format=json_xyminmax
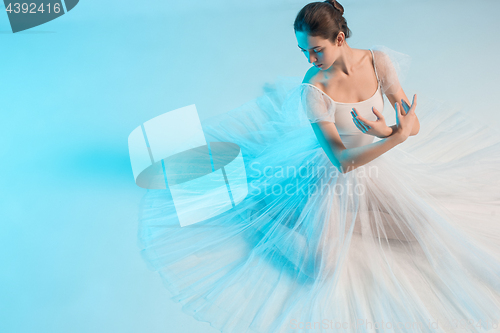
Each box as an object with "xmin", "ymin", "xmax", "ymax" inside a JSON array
[{"xmin": 326, "ymin": 43, "xmax": 357, "ymax": 76}]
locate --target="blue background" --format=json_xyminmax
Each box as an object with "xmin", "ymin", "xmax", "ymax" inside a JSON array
[{"xmin": 1, "ymin": 0, "xmax": 499, "ymax": 332}]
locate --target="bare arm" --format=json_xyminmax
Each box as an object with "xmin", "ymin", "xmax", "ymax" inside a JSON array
[
  {"xmin": 311, "ymin": 121, "xmax": 403, "ymax": 174},
  {"xmin": 381, "ymin": 86, "xmax": 419, "ymax": 137},
  {"xmin": 312, "ymin": 92, "xmax": 417, "ymax": 173},
  {"xmin": 371, "ymin": 49, "xmax": 420, "ymax": 138}
]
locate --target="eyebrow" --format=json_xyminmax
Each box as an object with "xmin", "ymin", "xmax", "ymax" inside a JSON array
[{"xmin": 298, "ymin": 45, "xmax": 322, "ymax": 50}]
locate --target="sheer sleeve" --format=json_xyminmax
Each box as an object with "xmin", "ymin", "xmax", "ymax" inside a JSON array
[
  {"xmin": 371, "ymin": 45, "xmax": 412, "ymax": 96},
  {"xmin": 300, "ymin": 84, "xmax": 336, "ymax": 123}
]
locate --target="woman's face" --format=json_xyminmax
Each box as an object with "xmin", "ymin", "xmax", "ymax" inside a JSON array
[{"xmin": 295, "ymin": 31, "xmax": 336, "ymax": 70}]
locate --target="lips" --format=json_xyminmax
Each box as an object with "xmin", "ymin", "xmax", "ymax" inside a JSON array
[{"xmin": 315, "ymin": 64, "xmax": 323, "ymax": 68}]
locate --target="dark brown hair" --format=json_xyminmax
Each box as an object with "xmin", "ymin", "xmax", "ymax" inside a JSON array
[{"xmin": 294, "ymin": 0, "xmax": 352, "ymax": 44}]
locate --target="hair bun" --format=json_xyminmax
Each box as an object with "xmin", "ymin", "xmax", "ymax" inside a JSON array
[{"xmin": 326, "ymin": 0, "xmax": 344, "ymax": 15}]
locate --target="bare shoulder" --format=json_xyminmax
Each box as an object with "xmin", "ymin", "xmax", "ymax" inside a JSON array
[
  {"xmin": 348, "ymin": 48, "xmax": 372, "ymax": 66},
  {"xmin": 301, "ymin": 66, "xmax": 325, "ymax": 90},
  {"xmin": 302, "ymin": 48, "xmax": 371, "ymax": 86}
]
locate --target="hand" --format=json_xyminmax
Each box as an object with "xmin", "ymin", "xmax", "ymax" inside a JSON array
[
  {"xmin": 394, "ymin": 94, "xmax": 417, "ymax": 144},
  {"xmin": 351, "ymin": 107, "xmax": 391, "ymax": 138}
]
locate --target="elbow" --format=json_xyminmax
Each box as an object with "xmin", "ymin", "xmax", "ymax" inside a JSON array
[
  {"xmin": 339, "ymin": 165, "xmax": 355, "ymax": 174},
  {"xmin": 333, "ymin": 161, "xmax": 346, "ymax": 174},
  {"xmin": 337, "ymin": 149, "xmax": 355, "ymax": 174},
  {"xmin": 338, "ymin": 160, "xmax": 353, "ymax": 174},
  {"xmin": 336, "ymin": 151, "xmax": 347, "ymax": 174},
  {"xmin": 411, "ymin": 123, "xmax": 420, "ymax": 136}
]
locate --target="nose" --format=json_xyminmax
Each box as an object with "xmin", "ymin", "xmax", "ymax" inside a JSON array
[{"xmin": 306, "ymin": 52, "xmax": 317, "ymax": 64}]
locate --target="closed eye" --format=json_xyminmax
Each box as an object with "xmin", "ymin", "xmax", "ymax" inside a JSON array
[{"xmin": 300, "ymin": 49, "xmax": 322, "ymax": 53}]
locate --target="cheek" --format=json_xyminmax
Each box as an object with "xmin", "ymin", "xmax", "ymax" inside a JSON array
[{"xmin": 324, "ymin": 53, "xmax": 333, "ymax": 62}]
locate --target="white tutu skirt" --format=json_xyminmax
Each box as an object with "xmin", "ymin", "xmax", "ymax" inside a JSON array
[{"xmin": 137, "ymin": 76, "xmax": 500, "ymax": 333}]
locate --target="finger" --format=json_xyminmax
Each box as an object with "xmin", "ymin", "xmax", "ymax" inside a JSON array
[
  {"xmin": 351, "ymin": 110, "xmax": 371, "ymax": 128},
  {"xmin": 357, "ymin": 116, "xmax": 373, "ymax": 127},
  {"xmin": 359, "ymin": 119, "xmax": 371, "ymax": 131},
  {"xmin": 401, "ymin": 99, "xmax": 409, "ymax": 115},
  {"xmin": 354, "ymin": 114, "xmax": 369, "ymax": 131},
  {"xmin": 352, "ymin": 118, "xmax": 365, "ymax": 132},
  {"xmin": 352, "ymin": 114, "xmax": 369, "ymax": 132},
  {"xmin": 351, "ymin": 108, "xmax": 359, "ymax": 118},
  {"xmin": 354, "ymin": 116, "xmax": 368, "ymax": 132},
  {"xmin": 394, "ymin": 102, "xmax": 402, "ymax": 124},
  {"xmin": 372, "ymin": 107, "xmax": 384, "ymax": 119},
  {"xmin": 351, "ymin": 112, "xmax": 362, "ymax": 130},
  {"xmin": 408, "ymin": 94, "xmax": 417, "ymax": 114},
  {"xmin": 398, "ymin": 101, "xmax": 406, "ymax": 116}
]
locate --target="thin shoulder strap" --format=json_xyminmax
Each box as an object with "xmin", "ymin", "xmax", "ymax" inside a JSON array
[{"xmin": 369, "ymin": 49, "xmax": 380, "ymax": 84}]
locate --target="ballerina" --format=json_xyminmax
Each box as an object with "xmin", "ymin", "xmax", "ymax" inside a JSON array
[{"xmin": 136, "ymin": 1, "xmax": 500, "ymax": 332}]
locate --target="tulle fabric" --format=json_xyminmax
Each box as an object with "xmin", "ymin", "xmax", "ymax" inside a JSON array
[{"xmin": 137, "ymin": 47, "xmax": 500, "ymax": 333}]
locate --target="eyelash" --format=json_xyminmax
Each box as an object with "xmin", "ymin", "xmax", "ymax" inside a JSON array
[{"xmin": 301, "ymin": 49, "xmax": 321, "ymax": 53}]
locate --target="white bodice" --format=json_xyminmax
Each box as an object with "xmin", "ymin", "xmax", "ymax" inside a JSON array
[{"xmin": 301, "ymin": 49, "xmax": 385, "ymax": 149}]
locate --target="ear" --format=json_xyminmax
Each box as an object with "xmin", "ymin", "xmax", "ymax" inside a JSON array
[{"xmin": 336, "ymin": 32, "xmax": 345, "ymax": 46}]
